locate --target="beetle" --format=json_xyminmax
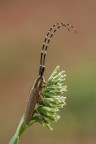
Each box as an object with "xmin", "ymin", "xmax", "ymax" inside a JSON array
[{"xmin": 24, "ymin": 22, "xmax": 76, "ymax": 124}]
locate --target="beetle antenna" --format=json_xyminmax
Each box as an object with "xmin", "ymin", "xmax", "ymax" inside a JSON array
[
  {"xmin": 42, "ymin": 23, "xmax": 76, "ymax": 66},
  {"xmin": 40, "ymin": 22, "xmax": 60, "ymax": 66}
]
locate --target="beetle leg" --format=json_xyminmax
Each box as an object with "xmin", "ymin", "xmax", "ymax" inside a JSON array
[
  {"xmin": 39, "ymin": 91, "xmax": 44, "ymax": 101},
  {"xmin": 43, "ymin": 77, "xmax": 46, "ymax": 84}
]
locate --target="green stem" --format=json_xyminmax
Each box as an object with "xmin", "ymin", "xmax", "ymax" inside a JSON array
[
  {"xmin": 9, "ymin": 116, "xmax": 26, "ymax": 144},
  {"xmin": 9, "ymin": 115, "xmax": 35, "ymax": 144}
]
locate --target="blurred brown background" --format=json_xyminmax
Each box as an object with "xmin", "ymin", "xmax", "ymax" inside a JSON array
[{"xmin": 0, "ymin": 0, "xmax": 96, "ymax": 144}]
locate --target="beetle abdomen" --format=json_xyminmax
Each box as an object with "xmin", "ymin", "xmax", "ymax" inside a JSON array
[{"xmin": 24, "ymin": 88, "xmax": 40, "ymax": 124}]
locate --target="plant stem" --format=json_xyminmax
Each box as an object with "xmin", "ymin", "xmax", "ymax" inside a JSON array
[{"xmin": 9, "ymin": 116, "xmax": 26, "ymax": 144}]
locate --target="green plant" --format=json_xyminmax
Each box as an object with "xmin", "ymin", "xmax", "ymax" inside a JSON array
[{"xmin": 9, "ymin": 66, "xmax": 67, "ymax": 144}]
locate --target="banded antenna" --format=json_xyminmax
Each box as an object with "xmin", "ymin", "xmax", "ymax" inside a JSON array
[{"xmin": 40, "ymin": 22, "xmax": 76, "ymax": 67}]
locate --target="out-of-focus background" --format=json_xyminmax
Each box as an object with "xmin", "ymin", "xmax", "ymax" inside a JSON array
[{"xmin": 0, "ymin": 0, "xmax": 96, "ymax": 144}]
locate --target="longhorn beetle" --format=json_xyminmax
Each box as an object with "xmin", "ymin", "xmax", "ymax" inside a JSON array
[{"xmin": 24, "ymin": 22, "xmax": 76, "ymax": 124}]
